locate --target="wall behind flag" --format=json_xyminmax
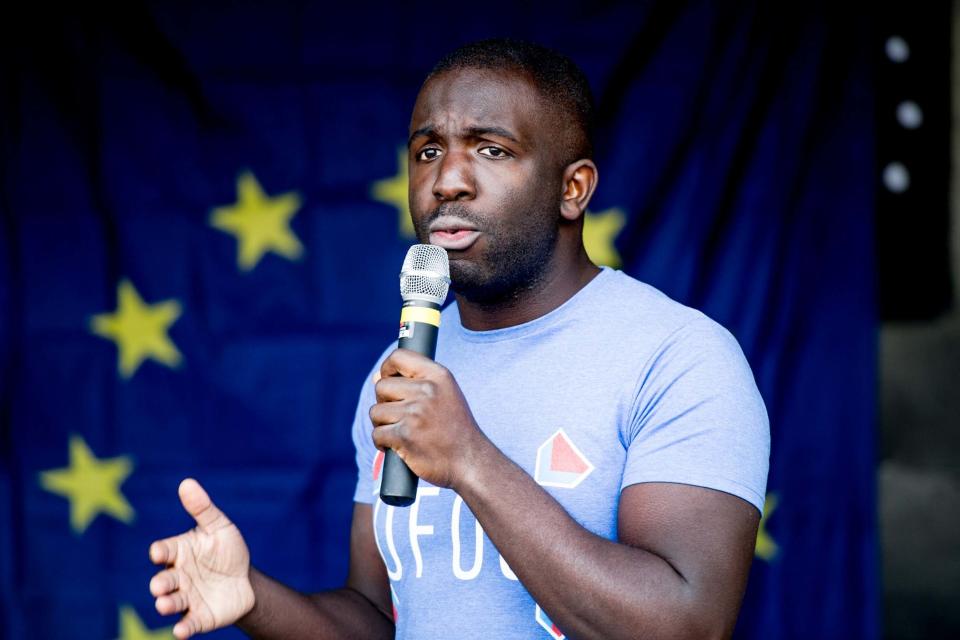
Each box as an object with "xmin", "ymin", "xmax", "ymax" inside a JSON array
[
  {"xmin": 878, "ymin": 2, "xmax": 960, "ymax": 639},
  {"xmin": 1, "ymin": 2, "xmax": 884, "ymax": 639},
  {"xmin": 875, "ymin": 3, "xmax": 953, "ymax": 321}
]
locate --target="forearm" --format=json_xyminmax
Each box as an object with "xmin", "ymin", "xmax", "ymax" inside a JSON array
[
  {"xmin": 237, "ymin": 568, "xmax": 394, "ymax": 640},
  {"xmin": 455, "ymin": 441, "xmax": 708, "ymax": 640}
]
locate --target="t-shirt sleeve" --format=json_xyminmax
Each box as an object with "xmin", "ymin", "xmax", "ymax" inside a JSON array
[
  {"xmin": 621, "ymin": 316, "xmax": 770, "ymax": 513},
  {"xmin": 351, "ymin": 345, "xmax": 394, "ymax": 504}
]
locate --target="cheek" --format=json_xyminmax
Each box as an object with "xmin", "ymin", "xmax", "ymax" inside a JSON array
[
  {"xmin": 479, "ymin": 165, "xmax": 542, "ymax": 213},
  {"xmin": 502, "ymin": 179, "xmax": 558, "ymax": 230},
  {"xmin": 408, "ymin": 169, "xmax": 430, "ymax": 203},
  {"xmin": 408, "ymin": 172, "xmax": 437, "ymax": 223}
]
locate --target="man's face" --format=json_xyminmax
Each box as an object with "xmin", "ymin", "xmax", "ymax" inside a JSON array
[{"xmin": 407, "ymin": 68, "xmax": 565, "ymax": 303}]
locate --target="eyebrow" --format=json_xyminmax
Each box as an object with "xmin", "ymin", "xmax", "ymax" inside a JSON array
[{"xmin": 407, "ymin": 125, "xmax": 520, "ymax": 148}]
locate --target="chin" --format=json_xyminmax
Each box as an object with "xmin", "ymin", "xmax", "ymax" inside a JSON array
[
  {"xmin": 448, "ymin": 261, "xmax": 482, "ymax": 288},
  {"xmin": 450, "ymin": 267, "xmax": 529, "ymax": 305}
]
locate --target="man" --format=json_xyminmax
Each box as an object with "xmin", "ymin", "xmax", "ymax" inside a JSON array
[{"xmin": 148, "ymin": 39, "xmax": 769, "ymax": 640}]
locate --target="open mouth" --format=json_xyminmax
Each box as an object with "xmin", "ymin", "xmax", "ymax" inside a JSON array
[
  {"xmin": 429, "ymin": 228, "xmax": 481, "ymax": 251},
  {"xmin": 428, "ymin": 216, "xmax": 481, "ymax": 251}
]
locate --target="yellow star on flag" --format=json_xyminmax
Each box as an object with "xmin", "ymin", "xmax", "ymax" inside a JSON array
[
  {"xmin": 115, "ymin": 605, "xmax": 174, "ymax": 640},
  {"xmin": 755, "ymin": 492, "xmax": 779, "ymax": 561},
  {"xmin": 583, "ymin": 207, "xmax": 626, "ymax": 268},
  {"xmin": 210, "ymin": 170, "xmax": 304, "ymax": 271},
  {"xmin": 90, "ymin": 279, "xmax": 183, "ymax": 379},
  {"xmin": 39, "ymin": 435, "xmax": 135, "ymax": 534},
  {"xmin": 371, "ymin": 148, "xmax": 414, "ymax": 238}
]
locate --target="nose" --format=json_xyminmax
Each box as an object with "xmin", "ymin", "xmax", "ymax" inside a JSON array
[{"xmin": 432, "ymin": 150, "xmax": 475, "ymax": 202}]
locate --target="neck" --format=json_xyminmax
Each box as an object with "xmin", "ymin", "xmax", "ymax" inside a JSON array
[{"xmin": 454, "ymin": 243, "xmax": 601, "ymax": 331}]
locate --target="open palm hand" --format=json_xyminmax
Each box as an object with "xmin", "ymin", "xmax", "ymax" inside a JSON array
[{"xmin": 149, "ymin": 479, "xmax": 255, "ymax": 639}]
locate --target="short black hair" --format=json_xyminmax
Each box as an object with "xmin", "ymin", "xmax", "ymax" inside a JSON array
[{"xmin": 427, "ymin": 38, "xmax": 595, "ymax": 164}]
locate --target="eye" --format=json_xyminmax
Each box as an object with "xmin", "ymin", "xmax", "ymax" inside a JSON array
[
  {"xmin": 416, "ymin": 147, "xmax": 442, "ymax": 161},
  {"xmin": 478, "ymin": 146, "xmax": 511, "ymax": 159}
]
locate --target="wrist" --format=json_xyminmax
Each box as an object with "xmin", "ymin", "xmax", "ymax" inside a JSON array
[
  {"xmin": 236, "ymin": 567, "xmax": 262, "ymax": 627},
  {"xmin": 449, "ymin": 430, "xmax": 502, "ymax": 498}
]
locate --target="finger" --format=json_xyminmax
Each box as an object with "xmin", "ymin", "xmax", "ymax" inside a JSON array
[
  {"xmin": 374, "ymin": 375, "xmax": 416, "ymax": 402},
  {"xmin": 149, "ymin": 568, "xmax": 180, "ymax": 596},
  {"xmin": 380, "ymin": 348, "xmax": 437, "ymax": 380},
  {"xmin": 369, "ymin": 400, "xmax": 405, "ymax": 427},
  {"xmin": 173, "ymin": 614, "xmax": 200, "ymax": 640},
  {"xmin": 372, "ymin": 370, "xmax": 382, "ymax": 384},
  {"xmin": 372, "ymin": 423, "xmax": 401, "ymax": 452},
  {"xmin": 155, "ymin": 590, "xmax": 189, "ymax": 616},
  {"xmin": 149, "ymin": 537, "xmax": 179, "ymax": 565},
  {"xmin": 178, "ymin": 478, "xmax": 229, "ymax": 533}
]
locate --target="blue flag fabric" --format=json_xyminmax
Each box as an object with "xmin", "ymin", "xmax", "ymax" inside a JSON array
[{"xmin": 1, "ymin": 2, "xmax": 877, "ymax": 638}]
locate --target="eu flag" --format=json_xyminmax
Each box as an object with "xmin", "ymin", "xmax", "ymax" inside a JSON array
[{"xmin": 1, "ymin": 3, "xmax": 877, "ymax": 638}]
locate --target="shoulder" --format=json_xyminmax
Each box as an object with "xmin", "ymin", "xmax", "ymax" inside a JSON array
[
  {"xmin": 596, "ymin": 269, "xmax": 700, "ymax": 321},
  {"xmin": 587, "ymin": 272, "xmax": 760, "ymax": 416},
  {"xmin": 577, "ymin": 269, "xmax": 721, "ymax": 352}
]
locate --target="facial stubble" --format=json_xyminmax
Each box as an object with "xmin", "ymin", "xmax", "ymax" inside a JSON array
[{"xmin": 413, "ymin": 196, "xmax": 560, "ymax": 306}]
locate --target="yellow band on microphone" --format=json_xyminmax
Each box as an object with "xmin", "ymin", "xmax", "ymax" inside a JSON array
[{"xmin": 400, "ymin": 306, "xmax": 441, "ymax": 327}]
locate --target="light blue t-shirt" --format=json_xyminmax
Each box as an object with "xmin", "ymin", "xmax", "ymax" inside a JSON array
[{"xmin": 351, "ymin": 267, "xmax": 769, "ymax": 639}]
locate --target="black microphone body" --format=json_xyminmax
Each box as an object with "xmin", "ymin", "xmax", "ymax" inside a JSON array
[
  {"xmin": 380, "ymin": 245, "xmax": 449, "ymax": 507},
  {"xmin": 397, "ymin": 300, "xmax": 440, "ymax": 360},
  {"xmin": 379, "ymin": 299, "xmax": 442, "ymax": 506}
]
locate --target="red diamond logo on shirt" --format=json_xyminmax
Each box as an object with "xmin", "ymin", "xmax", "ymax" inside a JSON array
[
  {"xmin": 550, "ymin": 432, "xmax": 589, "ymax": 474},
  {"xmin": 534, "ymin": 429, "xmax": 595, "ymax": 489}
]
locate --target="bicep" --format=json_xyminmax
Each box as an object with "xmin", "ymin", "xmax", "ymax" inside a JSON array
[
  {"xmin": 345, "ymin": 503, "xmax": 391, "ymax": 619},
  {"xmin": 618, "ymin": 483, "xmax": 759, "ymax": 631}
]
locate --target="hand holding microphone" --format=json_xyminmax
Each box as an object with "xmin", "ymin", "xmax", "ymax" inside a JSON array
[{"xmin": 378, "ymin": 245, "xmax": 451, "ymax": 506}]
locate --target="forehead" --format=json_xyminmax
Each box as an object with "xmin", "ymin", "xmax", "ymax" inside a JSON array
[{"xmin": 410, "ymin": 68, "xmax": 547, "ymax": 140}]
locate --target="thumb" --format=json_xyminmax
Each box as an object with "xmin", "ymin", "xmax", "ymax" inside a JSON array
[
  {"xmin": 178, "ymin": 478, "xmax": 229, "ymax": 533},
  {"xmin": 380, "ymin": 347, "xmax": 433, "ymax": 380}
]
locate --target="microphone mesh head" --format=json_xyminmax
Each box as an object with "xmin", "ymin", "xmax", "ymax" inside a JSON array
[{"xmin": 400, "ymin": 244, "xmax": 450, "ymax": 304}]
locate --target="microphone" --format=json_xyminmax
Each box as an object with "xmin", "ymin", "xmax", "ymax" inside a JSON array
[{"xmin": 379, "ymin": 244, "xmax": 450, "ymax": 507}]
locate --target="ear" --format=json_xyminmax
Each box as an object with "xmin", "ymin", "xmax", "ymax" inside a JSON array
[{"xmin": 559, "ymin": 159, "xmax": 599, "ymax": 222}]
